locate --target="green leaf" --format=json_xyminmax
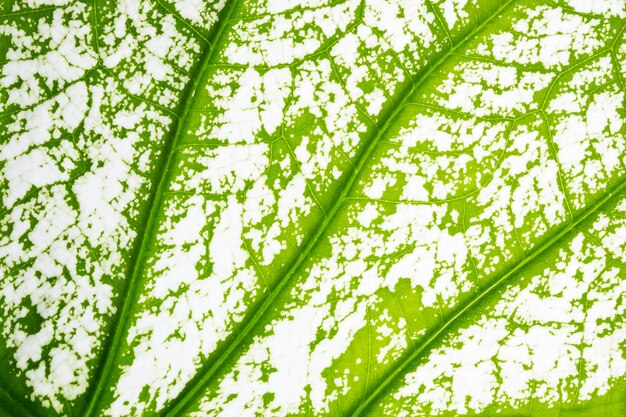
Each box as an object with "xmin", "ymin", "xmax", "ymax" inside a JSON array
[{"xmin": 1, "ymin": 0, "xmax": 626, "ymax": 416}]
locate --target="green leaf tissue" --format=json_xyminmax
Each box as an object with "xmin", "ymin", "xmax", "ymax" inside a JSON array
[{"xmin": 1, "ymin": 0, "xmax": 626, "ymax": 416}]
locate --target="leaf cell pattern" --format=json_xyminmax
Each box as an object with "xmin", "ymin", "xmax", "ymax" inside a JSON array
[{"xmin": 0, "ymin": 0, "xmax": 626, "ymax": 417}]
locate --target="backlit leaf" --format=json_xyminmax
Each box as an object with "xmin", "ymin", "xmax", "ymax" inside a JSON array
[{"xmin": 1, "ymin": 0, "xmax": 626, "ymax": 416}]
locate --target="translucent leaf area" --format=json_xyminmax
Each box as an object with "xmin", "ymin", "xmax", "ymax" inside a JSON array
[{"xmin": 1, "ymin": 0, "xmax": 626, "ymax": 416}]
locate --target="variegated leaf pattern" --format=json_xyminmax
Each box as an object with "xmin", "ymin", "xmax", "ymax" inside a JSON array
[{"xmin": 0, "ymin": 0, "xmax": 625, "ymax": 416}]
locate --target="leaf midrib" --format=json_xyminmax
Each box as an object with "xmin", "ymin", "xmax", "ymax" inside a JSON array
[
  {"xmin": 79, "ymin": 0, "xmax": 240, "ymax": 415},
  {"xmin": 162, "ymin": 1, "xmax": 518, "ymax": 415}
]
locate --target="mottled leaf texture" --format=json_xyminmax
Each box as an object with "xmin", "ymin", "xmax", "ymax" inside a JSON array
[{"xmin": 1, "ymin": 0, "xmax": 626, "ymax": 416}]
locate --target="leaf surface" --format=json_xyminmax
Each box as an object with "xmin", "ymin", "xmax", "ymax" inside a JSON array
[{"xmin": 1, "ymin": 0, "xmax": 626, "ymax": 416}]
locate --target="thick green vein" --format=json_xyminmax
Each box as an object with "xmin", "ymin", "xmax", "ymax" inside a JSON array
[
  {"xmin": 162, "ymin": 1, "xmax": 517, "ymax": 415},
  {"xmin": 79, "ymin": 1, "xmax": 240, "ymax": 415},
  {"xmin": 347, "ymin": 19, "xmax": 626, "ymax": 415},
  {"xmin": 349, "ymin": 176, "xmax": 626, "ymax": 417}
]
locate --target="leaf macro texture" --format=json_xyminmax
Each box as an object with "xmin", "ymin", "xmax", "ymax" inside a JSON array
[{"xmin": 1, "ymin": 0, "xmax": 626, "ymax": 416}]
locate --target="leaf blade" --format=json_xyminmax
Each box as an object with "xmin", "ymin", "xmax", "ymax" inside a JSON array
[
  {"xmin": 1, "ymin": 1, "xmax": 626, "ymax": 417},
  {"xmin": 79, "ymin": 1, "xmax": 241, "ymax": 416}
]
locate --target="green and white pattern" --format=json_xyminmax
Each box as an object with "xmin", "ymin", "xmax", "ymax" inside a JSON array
[{"xmin": 1, "ymin": 0, "xmax": 626, "ymax": 416}]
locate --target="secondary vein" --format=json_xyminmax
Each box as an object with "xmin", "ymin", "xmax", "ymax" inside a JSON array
[
  {"xmin": 350, "ymin": 177, "xmax": 626, "ymax": 417},
  {"xmin": 162, "ymin": 0, "xmax": 517, "ymax": 415},
  {"xmin": 79, "ymin": 1, "xmax": 239, "ymax": 415}
]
